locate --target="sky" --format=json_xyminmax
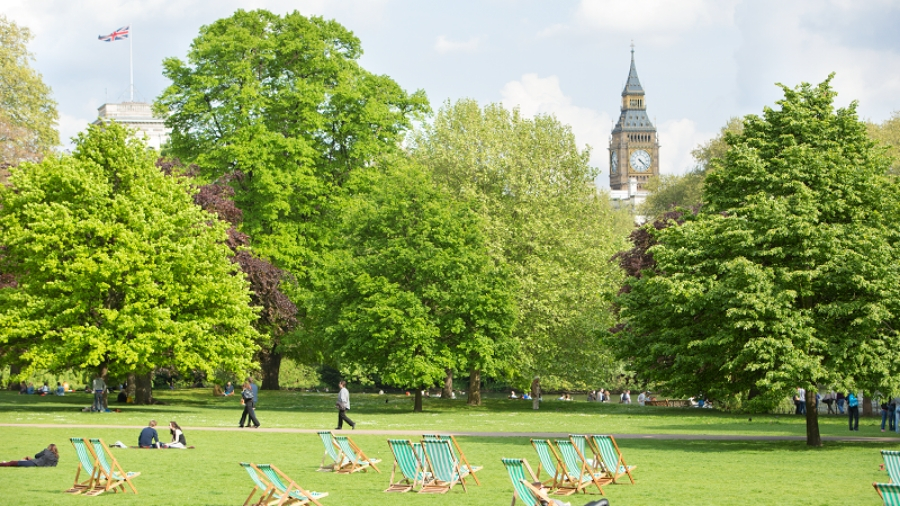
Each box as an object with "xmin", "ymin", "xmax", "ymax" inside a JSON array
[{"xmin": 5, "ymin": 0, "xmax": 900, "ymax": 189}]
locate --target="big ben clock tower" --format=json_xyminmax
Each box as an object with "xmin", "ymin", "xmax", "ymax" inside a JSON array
[{"xmin": 609, "ymin": 45, "xmax": 659, "ymax": 191}]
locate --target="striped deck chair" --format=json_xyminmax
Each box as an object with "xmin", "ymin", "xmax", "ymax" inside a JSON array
[
  {"xmin": 555, "ymin": 439, "xmax": 608, "ymax": 496},
  {"xmin": 317, "ymin": 431, "xmax": 348, "ymax": 472},
  {"xmin": 530, "ymin": 439, "xmax": 562, "ymax": 489},
  {"xmin": 64, "ymin": 437, "xmax": 100, "ymax": 494},
  {"xmin": 385, "ymin": 439, "xmax": 430, "ymax": 492},
  {"xmin": 254, "ymin": 464, "xmax": 328, "ymax": 506},
  {"xmin": 419, "ymin": 439, "xmax": 469, "ymax": 494},
  {"xmin": 874, "ymin": 482, "xmax": 900, "ymax": 506},
  {"xmin": 591, "ymin": 435, "xmax": 636, "ymax": 484},
  {"xmin": 423, "ymin": 433, "xmax": 482, "ymax": 485},
  {"xmin": 502, "ymin": 458, "xmax": 546, "ymax": 506},
  {"xmin": 570, "ymin": 434, "xmax": 599, "ymax": 470},
  {"xmin": 883, "ymin": 451, "xmax": 900, "ymax": 483},
  {"xmin": 333, "ymin": 435, "xmax": 381, "ymax": 474},
  {"xmin": 241, "ymin": 462, "xmax": 275, "ymax": 506},
  {"xmin": 87, "ymin": 438, "xmax": 140, "ymax": 495}
]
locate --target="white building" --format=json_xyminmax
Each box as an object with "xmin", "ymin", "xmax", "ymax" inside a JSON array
[
  {"xmin": 92, "ymin": 102, "xmax": 169, "ymax": 150},
  {"xmin": 609, "ymin": 176, "xmax": 649, "ymax": 224}
]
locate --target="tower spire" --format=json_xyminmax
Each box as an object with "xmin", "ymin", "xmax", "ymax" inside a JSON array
[{"xmin": 622, "ymin": 42, "xmax": 644, "ymax": 96}]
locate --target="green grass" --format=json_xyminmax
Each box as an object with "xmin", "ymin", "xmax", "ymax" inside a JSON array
[{"xmin": 1, "ymin": 390, "xmax": 897, "ymax": 505}]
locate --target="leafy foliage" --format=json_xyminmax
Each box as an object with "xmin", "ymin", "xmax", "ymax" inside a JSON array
[{"xmin": 867, "ymin": 110, "xmax": 900, "ymax": 174}]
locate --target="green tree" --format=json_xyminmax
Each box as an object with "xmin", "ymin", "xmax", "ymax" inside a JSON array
[
  {"xmin": 312, "ymin": 158, "xmax": 517, "ymax": 411},
  {"xmin": 0, "ymin": 123, "xmax": 260, "ymax": 402},
  {"xmin": 155, "ymin": 9, "xmax": 429, "ymax": 383},
  {"xmin": 613, "ymin": 76, "xmax": 900, "ymax": 446},
  {"xmin": 0, "ymin": 15, "xmax": 58, "ymax": 167},
  {"xmin": 867, "ymin": 111, "xmax": 900, "ymax": 174},
  {"xmin": 413, "ymin": 100, "xmax": 627, "ymax": 391}
]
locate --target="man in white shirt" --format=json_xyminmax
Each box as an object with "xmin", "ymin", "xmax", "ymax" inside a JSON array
[
  {"xmin": 336, "ymin": 380, "xmax": 355, "ymax": 430},
  {"xmin": 637, "ymin": 391, "xmax": 647, "ymax": 406},
  {"xmin": 796, "ymin": 387, "xmax": 806, "ymax": 415}
]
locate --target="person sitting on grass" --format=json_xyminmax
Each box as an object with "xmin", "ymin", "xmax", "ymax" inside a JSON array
[
  {"xmin": 223, "ymin": 381, "xmax": 234, "ymax": 396},
  {"xmin": 55, "ymin": 382, "xmax": 65, "ymax": 396},
  {"xmin": 165, "ymin": 421, "xmax": 187, "ymax": 448},
  {"xmin": 0, "ymin": 444, "xmax": 59, "ymax": 467},
  {"xmin": 509, "ymin": 390, "xmax": 519, "ymax": 399},
  {"xmin": 138, "ymin": 420, "xmax": 161, "ymax": 448}
]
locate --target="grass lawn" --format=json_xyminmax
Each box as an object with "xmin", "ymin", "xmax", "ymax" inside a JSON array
[{"xmin": 1, "ymin": 390, "xmax": 897, "ymax": 505}]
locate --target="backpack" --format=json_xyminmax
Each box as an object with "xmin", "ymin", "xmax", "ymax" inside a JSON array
[
  {"xmin": 848, "ymin": 394, "xmax": 858, "ymax": 408},
  {"xmin": 241, "ymin": 389, "xmax": 254, "ymax": 401}
]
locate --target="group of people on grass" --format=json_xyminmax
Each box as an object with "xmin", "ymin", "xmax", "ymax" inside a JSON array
[
  {"xmin": 138, "ymin": 420, "xmax": 188, "ymax": 448},
  {"xmin": 18, "ymin": 381, "xmax": 72, "ymax": 396}
]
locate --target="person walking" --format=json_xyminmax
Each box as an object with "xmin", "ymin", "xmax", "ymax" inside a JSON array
[
  {"xmin": 249, "ymin": 378, "xmax": 259, "ymax": 407},
  {"xmin": 335, "ymin": 380, "xmax": 355, "ymax": 430},
  {"xmin": 239, "ymin": 382, "xmax": 260, "ymax": 428},
  {"xmin": 91, "ymin": 374, "xmax": 107, "ymax": 412},
  {"xmin": 847, "ymin": 391, "xmax": 860, "ymax": 431}
]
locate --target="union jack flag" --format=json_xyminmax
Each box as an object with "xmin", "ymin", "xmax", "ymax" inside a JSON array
[{"xmin": 98, "ymin": 25, "xmax": 129, "ymax": 42}]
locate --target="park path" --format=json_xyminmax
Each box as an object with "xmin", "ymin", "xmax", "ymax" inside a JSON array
[{"xmin": 2, "ymin": 423, "xmax": 899, "ymax": 442}]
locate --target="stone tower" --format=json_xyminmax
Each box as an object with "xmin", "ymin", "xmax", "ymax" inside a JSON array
[{"xmin": 609, "ymin": 45, "xmax": 659, "ymax": 191}]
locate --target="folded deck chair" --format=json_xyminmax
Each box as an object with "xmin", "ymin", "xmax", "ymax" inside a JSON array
[
  {"xmin": 254, "ymin": 463, "xmax": 328, "ymax": 506},
  {"xmin": 530, "ymin": 439, "xmax": 563, "ymax": 489},
  {"xmin": 241, "ymin": 462, "xmax": 275, "ymax": 506},
  {"xmin": 555, "ymin": 439, "xmax": 609, "ymax": 496},
  {"xmin": 316, "ymin": 431, "xmax": 348, "ymax": 472},
  {"xmin": 423, "ymin": 433, "xmax": 482, "ymax": 485},
  {"xmin": 883, "ymin": 451, "xmax": 900, "ymax": 483},
  {"xmin": 65, "ymin": 437, "xmax": 100, "ymax": 494},
  {"xmin": 502, "ymin": 458, "xmax": 548, "ymax": 506},
  {"xmin": 385, "ymin": 439, "xmax": 430, "ymax": 492},
  {"xmin": 590, "ymin": 435, "xmax": 636, "ymax": 484},
  {"xmin": 87, "ymin": 438, "xmax": 140, "ymax": 495},
  {"xmin": 419, "ymin": 439, "xmax": 469, "ymax": 494},
  {"xmin": 333, "ymin": 435, "xmax": 381, "ymax": 474},
  {"xmin": 874, "ymin": 482, "xmax": 900, "ymax": 506}
]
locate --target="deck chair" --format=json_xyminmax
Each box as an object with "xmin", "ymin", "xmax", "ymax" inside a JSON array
[
  {"xmin": 555, "ymin": 439, "xmax": 609, "ymax": 495},
  {"xmin": 530, "ymin": 439, "xmax": 562, "ymax": 489},
  {"xmin": 570, "ymin": 434, "xmax": 599, "ymax": 470},
  {"xmin": 385, "ymin": 439, "xmax": 430, "ymax": 492},
  {"xmin": 65, "ymin": 437, "xmax": 100, "ymax": 494},
  {"xmin": 502, "ymin": 458, "xmax": 546, "ymax": 506},
  {"xmin": 87, "ymin": 438, "xmax": 140, "ymax": 495},
  {"xmin": 254, "ymin": 464, "xmax": 328, "ymax": 506},
  {"xmin": 241, "ymin": 462, "xmax": 276, "ymax": 506},
  {"xmin": 591, "ymin": 435, "xmax": 636, "ymax": 484},
  {"xmin": 333, "ymin": 435, "xmax": 381, "ymax": 474},
  {"xmin": 419, "ymin": 438, "xmax": 469, "ymax": 494},
  {"xmin": 423, "ymin": 433, "xmax": 482, "ymax": 485},
  {"xmin": 316, "ymin": 431, "xmax": 349, "ymax": 472},
  {"xmin": 874, "ymin": 482, "xmax": 900, "ymax": 506},
  {"xmin": 883, "ymin": 451, "xmax": 900, "ymax": 483}
]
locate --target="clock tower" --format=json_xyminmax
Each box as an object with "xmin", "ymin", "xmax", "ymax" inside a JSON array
[{"xmin": 609, "ymin": 45, "xmax": 659, "ymax": 191}]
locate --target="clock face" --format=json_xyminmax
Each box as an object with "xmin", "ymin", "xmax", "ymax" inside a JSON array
[
  {"xmin": 610, "ymin": 151, "xmax": 618, "ymax": 174},
  {"xmin": 629, "ymin": 150, "xmax": 652, "ymax": 172}
]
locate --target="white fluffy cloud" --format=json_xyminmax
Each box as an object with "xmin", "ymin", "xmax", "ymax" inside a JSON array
[
  {"xmin": 434, "ymin": 35, "xmax": 481, "ymax": 54},
  {"xmin": 576, "ymin": 0, "xmax": 737, "ymax": 35},
  {"xmin": 657, "ymin": 118, "xmax": 713, "ymax": 175}
]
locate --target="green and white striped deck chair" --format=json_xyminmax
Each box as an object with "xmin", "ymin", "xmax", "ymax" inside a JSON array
[
  {"xmin": 65, "ymin": 437, "xmax": 100, "ymax": 494},
  {"xmin": 385, "ymin": 439, "xmax": 430, "ymax": 492},
  {"xmin": 530, "ymin": 439, "xmax": 562, "ymax": 489},
  {"xmin": 419, "ymin": 438, "xmax": 469, "ymax": 494},
  {"xmin": 874, "ymin": 482, "xmax": 900, "ymax": 506},
  {"xmin": 333, "ymin": 435, "xmax": 381, "ymax": 474},
  {"xmin": 570, "ymin": 434, "xmax": 599, "ymax": 471},
  {"xmin": 88, "ymin": 438, "xmax": 140, "ymax": 495},
  {"xmin": 502, "ymin": 458, "xmax": 546, "ymax": 506},
  {"xmin": 591, "ymin": 435, "xmax": 636, "ymax": 484},
  {"xmin": 317, "ymin": 431, "xmax": 348, "ymax": 472},
  {"xmin": 555, "ymin": 439, "xmax": 608, "ymax": 496},
  {"xmin": 883, "ymin": 451, "xmax": 900, "ymax": 483},
  {"xmin": 255, "ymin": 463, "xmax": 328, "ymax": 506},
  {"xmin": 240, "ymin": 462, "xmax": 275, "ymax": 506},
  {"xmin": 423, "ymin": 434, "xmax": 482, "ymax": 485}
]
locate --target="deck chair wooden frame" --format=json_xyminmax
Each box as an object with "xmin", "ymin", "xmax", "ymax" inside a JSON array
[
  {"xmin": 555, "ymin": 439, "xmax": 609, "ymax": 496},
  {"xmin": 423, "ymin": 433, "xmax": 482, "ymax": 485},
  {"xmin": 87, "ymin": 438, "xmax": 140, "ymax": 495},
  {"xmin": 530, "ymin": 439, "xmax": 563, "ymax": 490},
  {"xmin": 385, "ymin": 439, "xmax": 430, "ymax": 492},
  {"xmin": 316, "ymin": 431, "xmax": 348, "ymax": 472},
  {"xmin": 241, "ymin": 462, "xmax": 276, "ymax": 506},
  {"xmin": 419, "ymin": 439, "xmax": 469, "ymax": 494},
  {"xmin": 254, "ymin": 463, "xmax": 328, "ymax": 506},
  {"xmin": 501, "ymin": 458, "xmax": 546, "ymax": 506},
  {"xmin": 883, "ymin": 451, "xmax": 900, "ymax": 484},
  {"xmin": 65, "ymin": 437, "xmax": 100, "ymax": 494},
  {"xmin": 333, "ymin": 435, "xmax": 381, "ymax": 474},
  {"xmin": 874, "ymin": 482, "xmax": 900, "ymax": 506},
  {"xmin": 569, "ymin": 434, "xmax": 600, "ymax": 471},
  {"xmin": 590, "ymin": 434, "xmax": 636, "ymax": 484}
]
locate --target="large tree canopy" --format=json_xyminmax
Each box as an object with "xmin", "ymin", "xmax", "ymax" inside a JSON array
[
  {"xmin": 0, "ymin": 123, "xmax": 260, "ymax": 382},
  {"xmin": 614, "ymin": 76, "xmax": 900, "ymax": 445}
]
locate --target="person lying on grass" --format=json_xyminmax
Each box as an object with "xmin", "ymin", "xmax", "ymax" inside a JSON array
[{"xmin": 0, "ymin": 444, "xmax": 59, "ymax": 467}]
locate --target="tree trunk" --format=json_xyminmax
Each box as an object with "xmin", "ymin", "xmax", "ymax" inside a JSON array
[
  {"xmin": 414, "ymin": 389, "xmax": 423, "ymax": 412},
  {"xmin": 862, "ymin": 392, "xmax": 874, "ymax": 417},
  {"xmin": 441, "ymin": 368, "xmax": 453, "ymax": 399},
  {"xmin": 805, "ymin": 388, "xmax": 822, "ymax": 446},
  {"xmin": 126, "ymin": 373, "xmax": 136, "ymax": 401},
  {"xmin": 7, "ymin": 364, "xmax": 21, "ymax": 390},
  {"xmin": 134, "ymin": 372, "xmax": 153, "ymax": 405},
  {"xmin": 467, "ymin": 367, "xmax": 481, "ymax": 406},
  {"xmin": 258, "ymin": 346, "xmax": 282, "ymax": 391}
]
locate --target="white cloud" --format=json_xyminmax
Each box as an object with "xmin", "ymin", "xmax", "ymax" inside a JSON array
[
  {"xmin": 57, "ymin": 112, "xmax": 92, "ymax": 150},
  {"xmin": 576, "ymin": 0, "xmax": 736, "ymax": 32},
  {"xmin": 657, "ymin": 118, "xmax": 713, "ymax": 175},
  {"xmin": 434, "ymin": 35, "xmax": 481, "ymax": 54}
]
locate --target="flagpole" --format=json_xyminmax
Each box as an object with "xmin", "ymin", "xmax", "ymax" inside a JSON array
[{"xmin": 129, "ymin": 23, "xmax": 134, "ymax": 101}]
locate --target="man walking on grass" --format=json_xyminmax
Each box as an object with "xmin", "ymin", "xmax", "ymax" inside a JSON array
[{"xmin": 336, "ymin": 380, "xmax": 355, "ymax": 430}]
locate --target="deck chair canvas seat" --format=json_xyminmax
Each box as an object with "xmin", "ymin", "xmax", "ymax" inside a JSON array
[
  {"xmin": 874, "ymin": 482, "xmax": 900, "ymax": 506},
  {"xmin": 317, "ymin": 431, "xmax": 349, "ymax": 472},
  {"xmin": 241, "ymin": 462, "xmax": 276, "ymax": 506},
  {"xmin": 385, "ymin": 439, "xmax": 430, "ymax": 492},
  {"xmin": 422, "ymin": 434, "xmax": 482, "ymax": 485},
  {"xmin": 255, "ymin": 463, "xmax": 328, "ymax": 506},
  {"xmin": 86, "ymin": 438, "xmax": 139, "ymax": 496},
  {"xmin": 502, "ymin": 458, "xmax": 549, "ymax": 506},
  {"xmin": 65, "ymin": 438, "xmax": 99, "ymax": 495},
  {"xmin": 555, "ymin": 439, "xmax": 609, "ymax": 496},
  {"xmin": 883, "ymin": 451, "xmax": 900, "ymax": 483},
  {"xmin": 419, "ymin": 439, "xmax": 469, "ymax": 494},
  {"xmin": 333, "ymin": 436, "xmax": 381, "ymax": 474},
  {"xmin": 590, "ymin": 435, "xmax": 636, "ymax": 484},
  {"xmin": 530, "ymin": 439, "xmax": 563, "ymax": 489},
  {"xmin": 569, "ymin": 434, "xmax": 599, "ymax": 470}
]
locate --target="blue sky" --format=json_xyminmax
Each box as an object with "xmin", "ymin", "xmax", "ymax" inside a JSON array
[{"xmin": 5, "ymin": 0, "xmax": 900, "ymax": 188}]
